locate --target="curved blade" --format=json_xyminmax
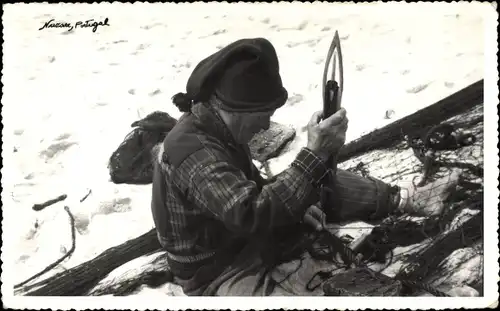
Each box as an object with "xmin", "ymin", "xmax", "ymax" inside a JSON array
[
  {"xmin": 333, "ymin": 31, "xmax": 344, "ymax": 110},
  {"xmin": 322, "ymin": 30, "xmax": 344, "ymax": 111},
  {"xmin": 322, "ymin": 35, "xmax": 336, "ymax": 106}
]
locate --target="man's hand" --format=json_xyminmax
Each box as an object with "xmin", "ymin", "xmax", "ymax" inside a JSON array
[
  {"xmin": 307, "ymin": 108, "xmax": 348, "ymax": 161},
  {"xmin": 303, "ymin": 204, "xmax": 327, "ymax": 231}
]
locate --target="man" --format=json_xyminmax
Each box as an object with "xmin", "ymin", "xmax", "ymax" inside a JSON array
[{"xmin": 151, "ymin": 38, "xmax": 460, "ymax": 296}]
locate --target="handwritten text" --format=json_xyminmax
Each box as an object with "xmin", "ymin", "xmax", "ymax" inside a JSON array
[{"xmin": 39, "ymin": 18, "xmax": 110, "ymax": 33}]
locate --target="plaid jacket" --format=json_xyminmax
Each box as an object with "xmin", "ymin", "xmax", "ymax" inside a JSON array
[{"xmin": 151, "ymin": 102, "xmax": 329, "ymax": 279}]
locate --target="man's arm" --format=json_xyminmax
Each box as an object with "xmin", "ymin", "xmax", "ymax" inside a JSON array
[{"xmin": 173, "ymin": 147, "xmax": 329, "ymax": 236}]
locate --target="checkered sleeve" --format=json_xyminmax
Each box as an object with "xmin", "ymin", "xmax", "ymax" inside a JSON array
[
  {"xmin": 174, "ymin": 147, "xmax": 328, "ymax": 236},
  {"xmin": 291, "ymin": 147, "xmax": 330, "ymax": 185}
]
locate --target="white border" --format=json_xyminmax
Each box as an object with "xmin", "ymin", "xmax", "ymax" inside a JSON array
[{"xmin": 2, "ymin": 2, "xmax": 498, "ymax": 310}]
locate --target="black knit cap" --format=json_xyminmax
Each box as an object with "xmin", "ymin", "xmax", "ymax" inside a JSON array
[{"xmin": 172, "ymin": 38, "xmax": 288, "ymax": 113}]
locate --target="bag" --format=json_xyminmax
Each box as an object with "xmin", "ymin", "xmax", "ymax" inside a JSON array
[
  {"xmin": 322, "ymin": 267, "xmax": 403, "ymax": 296},
  {"xmin": 108, "ymin": 111, "xmax": 177, "ymax": 184}
]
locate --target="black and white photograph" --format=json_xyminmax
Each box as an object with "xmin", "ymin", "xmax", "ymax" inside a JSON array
[{"xmin": 2, "ymin": 2, "xmax": 498, "ymax": 310}]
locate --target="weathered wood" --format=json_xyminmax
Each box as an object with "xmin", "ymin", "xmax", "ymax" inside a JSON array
[
  {"xmin": 88, "ymin": 251, "xmax": 173, "ymax": 296},
  {"xmin": 337, "ymin": 79, "xmax": 484, "ymax": 163},
  {"xmin": 249, "ymin": 121, "xmax": 296, "ymax": 163}
]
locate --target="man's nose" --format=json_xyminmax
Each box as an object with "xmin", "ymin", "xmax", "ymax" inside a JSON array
[{"xmin": 262, "ymin": 119, "xmax": 271, "ymax": 130}]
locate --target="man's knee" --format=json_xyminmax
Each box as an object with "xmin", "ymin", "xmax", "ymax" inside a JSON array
[{"xmin": 325, "ymin": 169, "xmax": 398, "ymax": 221}]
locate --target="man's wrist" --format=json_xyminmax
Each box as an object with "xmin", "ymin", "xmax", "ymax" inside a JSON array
[{"xmin": 305, "ymin": 146, "xmax": 329, "ymax": 163}]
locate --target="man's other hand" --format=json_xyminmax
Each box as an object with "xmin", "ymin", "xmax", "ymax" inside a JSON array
[{"xmin": 303, "ymin": 204, "xmax": 326, "ymax": 231}]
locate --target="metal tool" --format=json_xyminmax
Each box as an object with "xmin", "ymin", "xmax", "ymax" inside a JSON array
[
  {"xmin": 320, "ymin": 30, "xmax": 344, "ymax": 223},
  {"xmin": 322, "ymin": 30, "xmax": 344, "ymax": 118}
]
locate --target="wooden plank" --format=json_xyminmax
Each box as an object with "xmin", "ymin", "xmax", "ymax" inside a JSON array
[{"xmin": 249, "ymin": 121, "xmax": 296, "ymax": 163}]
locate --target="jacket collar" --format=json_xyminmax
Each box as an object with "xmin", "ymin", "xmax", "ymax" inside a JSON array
[
  {"xmin": 187, "ymin": 102, "xmax": 260, "ymax": 181},
  {"xmin": 191, "ymin": 102, "xmax": 256, "ymax": 171},
  {"xmin": 191, "ymin": 102, "xmax": 240, "ymax": 151}
]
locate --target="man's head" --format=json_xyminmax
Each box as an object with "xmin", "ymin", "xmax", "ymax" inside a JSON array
[{"xmin": 172, "ymin": 38, "xmax": 288, "ymax": 143}]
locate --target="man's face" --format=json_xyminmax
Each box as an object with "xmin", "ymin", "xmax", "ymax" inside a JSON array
[{"xmin": 227, "ymin": 110, "xmax": 275, "ymax": 144}]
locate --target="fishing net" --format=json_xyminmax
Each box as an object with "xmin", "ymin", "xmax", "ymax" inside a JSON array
[
  {"xmin": 310, "ymin": 80, "xmax": 484, "ymax": 296},
  {"xmin": 259, "ymin": 81, "xmax": 484, "ymax": 297},
  {"xmin": 322, "ymin": 104, "xmax": 484, "ymax": 296},
  {"xmin": 14, "ymin": 80, "xmax": 484, "ymax": 297}
]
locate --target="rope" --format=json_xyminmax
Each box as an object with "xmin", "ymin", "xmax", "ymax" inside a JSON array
[{"xmin": 14, "ymin": 206, "xmax": 76, "ymax": 291}]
